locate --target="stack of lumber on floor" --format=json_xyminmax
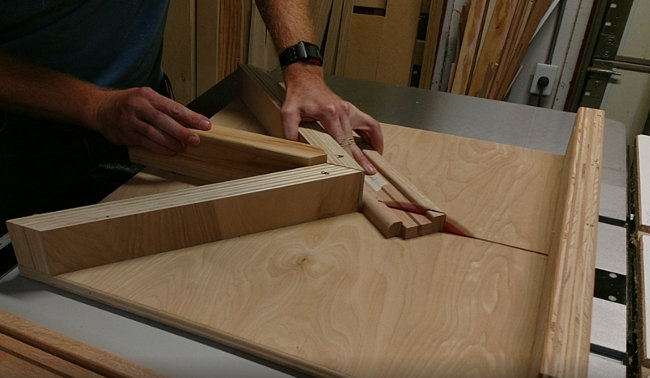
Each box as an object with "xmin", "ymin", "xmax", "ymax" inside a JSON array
[{"xmin": 448, "ymin": 0, "xmax": 553, "ymax": 99}]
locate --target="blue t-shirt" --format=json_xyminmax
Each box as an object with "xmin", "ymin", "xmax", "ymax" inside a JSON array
[{"xmin": 0, "ymin": 0, "xmax": 169, "ymax": 89}]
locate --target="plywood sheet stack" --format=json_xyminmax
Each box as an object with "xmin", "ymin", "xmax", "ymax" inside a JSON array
[{"xmin": 447, "ymin": 0, "xmax": 553, "ymax": 99}]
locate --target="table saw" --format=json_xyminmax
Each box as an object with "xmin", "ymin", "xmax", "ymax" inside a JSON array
[{"xmin": 0, "ymin": 70, "xmax": 628, "ymax": 377}]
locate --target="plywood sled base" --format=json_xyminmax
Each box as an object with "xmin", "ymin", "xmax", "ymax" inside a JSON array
[{"xmin": 6, "ymin": 65, "xmax": 604, "ymax": 378}]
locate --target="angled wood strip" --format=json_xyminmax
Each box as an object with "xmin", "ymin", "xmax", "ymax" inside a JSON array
[
  {"xmin": 638, "ymin": 135, "xmax": 650, "ymax": 232},
  {"xmin": 8, "ymin": 164, "xmax": 362, "ymax": 275},
  {"xmin": 467, "ymin": 0, "xmax": 518, "ymax": 97},
  {"xmin": 129, "ymin": 126, "xmax": 327, "ymax": 183},
  {"xmin": 533, "ymin": 107, "xmax": 604, "ymax": 378},
  {"xmin": 450, "ymin": 0, "xmax": 488, "ymax": 95},
  {"xmin": 0, "ymin": 310, "xmax": 164, "ymax": 378}
]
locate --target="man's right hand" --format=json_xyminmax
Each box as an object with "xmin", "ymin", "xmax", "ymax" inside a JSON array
[{"xmin": 89, "ymin": 87, "xmax": 212, "ymax": 155}]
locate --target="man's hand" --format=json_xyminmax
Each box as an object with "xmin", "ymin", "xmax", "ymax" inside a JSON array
[
  {"xmin": 89, "ymin": 87, "xmax": 212, "ymax": 155},
  {"xmin": 282, "ymin": 63, "xmax": 384, "ymax": 174}
]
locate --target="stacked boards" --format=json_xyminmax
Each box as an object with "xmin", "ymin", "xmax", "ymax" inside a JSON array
[{"xmin": 448, "ymin": 0, "xmax": 554, "ymax": 99}]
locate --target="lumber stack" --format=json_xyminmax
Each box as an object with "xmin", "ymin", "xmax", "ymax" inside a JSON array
[{"xmin": 448, "ymin": 0, "xmax": 553, "ymax": 99}]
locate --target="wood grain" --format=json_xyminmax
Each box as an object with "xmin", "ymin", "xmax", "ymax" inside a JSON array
[
  {"xmin": 57, "ymin": 213, "xmax": 546, "ymax": 378},
  {"xmin": 450, "ymin": 0, "xmax": 487, "ymax": 94},
  {"xmin": 380, "ymin": 123, "xmax": 564, "ymax": 253},
  {"xmin": 534, "ymin": 107, "xmax": 604, "ymax": 378},
  {"xmin": 638, "ymin": 135, "xmax": 650, "ymax": 232},
  {"xmin": 129, "ymin": 126, "xmax": 327, "ymax": 183},
  {"xmin": 0, "ymin": 309, "xmax": 163, "ymax": 377},
  {"xmin": 8, "ymin": 164, "xmax": 362, "ymax": 275},
  {"xmin": 467, "ymin": 0, "xmax": 518, "ymax": 97}
]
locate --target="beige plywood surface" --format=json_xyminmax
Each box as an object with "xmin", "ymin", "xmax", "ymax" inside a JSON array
[
  {"xmin": 379, "ymin": 123, "xmax": 564, "ymax": 254},
  {"xmin": 58, "ymin": 213, "xmax": 546, "ymax": 377}
]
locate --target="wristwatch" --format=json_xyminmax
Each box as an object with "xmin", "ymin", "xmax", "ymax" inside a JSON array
[{"xmin": 279, "ymin": 41, "xmax": 323, "ymax": 69}]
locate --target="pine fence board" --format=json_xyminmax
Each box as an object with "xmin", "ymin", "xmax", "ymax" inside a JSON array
[{"xmin": 533, "ymin": 107, "xmax": 604, "ymax": 377}]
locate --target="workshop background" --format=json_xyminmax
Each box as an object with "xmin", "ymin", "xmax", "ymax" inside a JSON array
[{"xmin": 161, "ymin": 0, "xmax": 649, "ymax": 148}]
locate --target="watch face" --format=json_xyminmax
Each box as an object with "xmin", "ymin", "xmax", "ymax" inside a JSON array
[{"xmin": 280, "ymin": 41, "xmax": 323, "ymax": 68}]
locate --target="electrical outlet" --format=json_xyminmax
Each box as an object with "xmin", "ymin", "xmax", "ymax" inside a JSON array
[{"xmin": 530, "ymin": 63, "xmax": 558, "ymax": 96}]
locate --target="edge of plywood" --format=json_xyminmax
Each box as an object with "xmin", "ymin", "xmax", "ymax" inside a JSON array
[
  {"xmin": 532, "ymin": 107, "xmax": 604, "ymax": 377},
  {"xmin": 16, "ymin": 269, "xmax": 346, "ymax": 378}
]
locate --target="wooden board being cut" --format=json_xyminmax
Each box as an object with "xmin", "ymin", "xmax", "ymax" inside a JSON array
[{"xmin": 57, "ymin": 214, "xmax": 546, "ymax": 378}]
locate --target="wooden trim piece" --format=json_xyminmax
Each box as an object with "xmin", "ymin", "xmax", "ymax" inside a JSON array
[
  {"xmin": 532, "ymin": 107, "xmax": 604, "ymax": 378},
  {"xmin": 0, "ymin": 309, "xmax": 164, "ymax": 377},
  {"xmin": 129, "ymin": 126, "xmax": 327, "ymax": 183},
  {"xmin": 8, "ymin": 164, "xmax": 363, "ymax": 275},
  {"xmin": 638, "ymin": 135, "xmax": 650, "ymax": 232}
]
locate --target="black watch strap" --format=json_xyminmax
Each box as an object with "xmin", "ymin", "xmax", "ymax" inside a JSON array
[{"xmin": 279, "ymin": 41, "xmax": 323, "ymax": 69}]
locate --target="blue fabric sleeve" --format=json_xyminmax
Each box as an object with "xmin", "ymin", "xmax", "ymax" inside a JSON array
[{"xmin": 0, "ymin": 0, "xmax": 170, "ymax": 89}]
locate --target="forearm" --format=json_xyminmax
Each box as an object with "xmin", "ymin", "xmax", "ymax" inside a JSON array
[
  {"xmin": 0, "ymin": 51, "xmax": 101, "ymax": 129},
  {"xmin": 254, "ymin": 0, "xmax": 313, "ymax": 52}
]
